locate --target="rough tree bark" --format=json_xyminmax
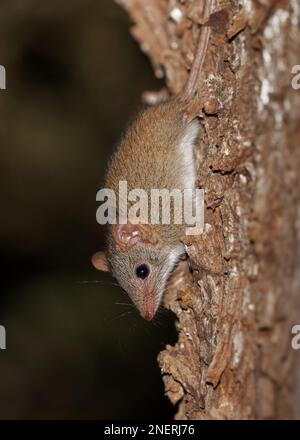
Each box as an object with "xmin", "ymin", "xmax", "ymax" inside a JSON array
[{"xmin": 116, "ymin": 0, "xmax": 300, "ymax": 419}]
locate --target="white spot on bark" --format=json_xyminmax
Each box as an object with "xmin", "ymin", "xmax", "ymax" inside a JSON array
[
  {"xmin": 232, "ymin": 331, "xmax": 244, "ymax": 367},
  {"xmin": 264, "ymin": 9, "xmax": 289, "ymax": 40},
  {"xmin": 239, "ymin": 174, "xmax": 247, "ymax": 184},
  {"xmin": 224, "ymin": 146, "xmax": 230, "ymax": 156},
  {"xmin": 243, "ymin": 140, "xmax": 251, "ymax": 148},
  {"xmin": 259, "ymin": 9, "xmax": 289, "ymax": 114},
  {"xmin": 260, "ymin": 78, "xmax": 271, "ymax": 106},
  {"xmin": 230, "ymin": 265, "xmax": 238, "ymax": 278},
  {"xmin": 204, "ymin": 223, "xmax": 213, "ymax": 232},
  {"xmin": 291, "ymin": 0, "xmax": 300, "ymax": 28},
  {"xmin": 170, "ymin": 8, "xmax": 183, "ymax": 23},
  {"xmin": 240, "ymin": 0, "xmax": 252, "ymax": 17}
]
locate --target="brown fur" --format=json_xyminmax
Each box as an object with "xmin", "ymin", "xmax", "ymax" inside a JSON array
[{"xmin": 92, "ymin": 0, "xmax": 213, "ymax": 320}]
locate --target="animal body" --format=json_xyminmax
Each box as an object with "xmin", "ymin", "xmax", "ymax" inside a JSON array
[{"xmin": 92, "ymin": 0, "xmax": 214, "ymax": 320}]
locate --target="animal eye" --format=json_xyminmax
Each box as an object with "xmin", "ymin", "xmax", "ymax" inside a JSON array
[{"xmin": 135, "ymin": 264, "xmax": 149, "ymax": 279}]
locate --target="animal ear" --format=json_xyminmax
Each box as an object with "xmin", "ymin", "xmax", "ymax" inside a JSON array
[
  {"xmin": 112, "ymin": 223, "xmax": 158, "ymax": 251},
  {"xmin": 91, "ymin": 251, "xmax": 110, "ymax": 272}
]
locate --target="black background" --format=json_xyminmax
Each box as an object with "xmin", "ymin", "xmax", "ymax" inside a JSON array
[{"xmin": 0, "ymin": 0, "xmax": 177, "ymax": 419}]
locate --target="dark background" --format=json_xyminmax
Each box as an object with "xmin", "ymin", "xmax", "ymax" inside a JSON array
[{"xmin": 0, "ymin": 0, "xmax": 177, "ymax": 419}]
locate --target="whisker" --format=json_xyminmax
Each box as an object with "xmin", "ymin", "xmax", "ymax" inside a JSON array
[
  {"xmin": 77, "ymin": 280, "xmax": 104, "ymax": 284},
  {"xmin": 77, "ymin": 280, "xmax": 120, "ymax": 288},
  {"xmin": 104, "ymin": 309, "xmax": 134, "ymax": 324},
  {"xmin": 114, "ymin": 302, "xmax": 134, "ymax": 307}
]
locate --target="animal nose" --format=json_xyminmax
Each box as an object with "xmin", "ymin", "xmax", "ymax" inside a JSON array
[{"xmin": 142, "ymin": 292, "xmax": 156, "ymax": 321}]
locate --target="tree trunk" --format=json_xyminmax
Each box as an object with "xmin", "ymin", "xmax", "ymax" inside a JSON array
[{"xmin": 116, "ymin": 0, "xmax": 300, "ymax": 419}]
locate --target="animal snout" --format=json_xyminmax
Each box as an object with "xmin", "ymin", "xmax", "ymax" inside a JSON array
[{"xmin": 141, "ymin": 291, "xmax": 157, "ymax": 321}]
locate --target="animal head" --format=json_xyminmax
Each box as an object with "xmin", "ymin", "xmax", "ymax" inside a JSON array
[{"xmin": 92, "ymin": 223, "xmax": 184, "ymax": 320}]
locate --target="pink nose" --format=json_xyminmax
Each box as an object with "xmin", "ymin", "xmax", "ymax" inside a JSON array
[{"xmin": 142, "ymin": 293, "xmax": 156, "ymax": 321}]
